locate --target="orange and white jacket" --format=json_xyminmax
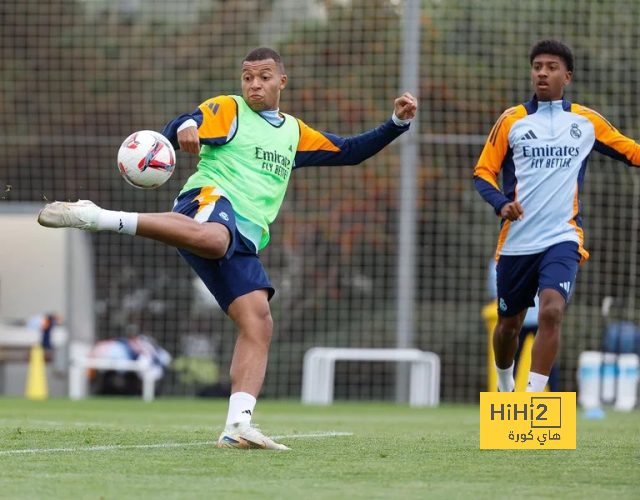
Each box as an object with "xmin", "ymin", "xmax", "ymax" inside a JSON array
[{"xmin": 474, "ymin": 96, "xmax": 640, "ymax": 263}]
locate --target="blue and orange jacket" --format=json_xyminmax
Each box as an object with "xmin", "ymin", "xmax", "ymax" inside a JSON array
[
  {"xmin": 474, "ymin": 96, "xmax": 640, "ymax": 262},
  {"xmin": 162, "ymin": 95, "xmax": 410, "ymax": 170}
]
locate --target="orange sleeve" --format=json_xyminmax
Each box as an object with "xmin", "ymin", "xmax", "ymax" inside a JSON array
[
  {"xmin": 296, "ymin": 119, "xmax": 340, "ymax": 152},
  {"xmin": 474, "ymin": 106, "xmax": 525, "ymax": 188},
  {"xmin": 197, "ymin": 95, "xmax": 238, "ymax": 142},
  {"xmin": 572, "ymin": 104, "xmax": 640, "ymax": 166}
]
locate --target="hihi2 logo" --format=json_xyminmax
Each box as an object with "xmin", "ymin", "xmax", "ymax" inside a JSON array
[{"xmin": 480, "ymin": 393, "xmax": 576, "ymax": 449}]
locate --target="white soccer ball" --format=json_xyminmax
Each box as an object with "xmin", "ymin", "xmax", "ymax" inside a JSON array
[{"xmin": 117, "ymin": 130, "xmax": 176, "ymax": 189}]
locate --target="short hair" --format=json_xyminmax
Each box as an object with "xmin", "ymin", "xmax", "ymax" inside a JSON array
[
  {"xmin": 529, "ymin": 39, "xmax": 574, "ymax": 73},
  {"xmin": 243, "ymin": 47, "xmax": 285, "ymax": 73}
]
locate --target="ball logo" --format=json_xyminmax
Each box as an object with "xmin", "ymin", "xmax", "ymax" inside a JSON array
[
  {"xmin": 137, "ymin": 140, "xmax": 175, "ymax": 173},
  {"xmin": 499, "ymin": 298, "xmax": 507, "ymax": 311},
  {"xmin": 570, "ymin": 123, "xmax": 582, "ymax": 139}
]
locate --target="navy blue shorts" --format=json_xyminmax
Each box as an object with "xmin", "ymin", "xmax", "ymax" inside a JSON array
[
  {"xmin": 172, "ymin": 187, "xmax": 274, "ymax": 314},
  {"xmin": 495, "ymin": 241, "xmax": 580, "ymax": 317}
]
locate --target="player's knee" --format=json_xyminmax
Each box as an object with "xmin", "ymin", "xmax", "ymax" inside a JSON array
[
  {"xmin": 238, "ymin": 309, "xmax": 273, "ymax": 344},
  {"xmin": 260, "ymin": 311, "xmax": 274, "ymax": 342},
  {"xmin": 230, "ymin": 304, "xmax": 273, "ymax": 341},
  {"xmin": 496, "ymin": 316, "xmax": 521, "ymax": 339},
  {"xmin": 253, "ymin": 307, "xmax": 273, "ymax": 338},
  {"xmin": 539, "ymin": 302, "xmax": 564, "ymax": 326},
  {"xmin": 497, "ymin": 323, "xmax": 520, "ymax": 340},
  {"xmin": 194, "ymin": 225, "xmax": 231, "ymax": 259}
]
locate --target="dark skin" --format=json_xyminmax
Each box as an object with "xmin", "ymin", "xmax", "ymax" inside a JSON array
[{"xmin": 493, "ymin": 53, "xmax": 571, "ymax": 379}]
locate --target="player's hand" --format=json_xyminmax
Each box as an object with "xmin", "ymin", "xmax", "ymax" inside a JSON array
[
  {"xmin": 500, "ymin": 201, "xmax": 524, "ymax": 221},
  {"xmin": 177, "ymin": 126, "xmax": 201, "ymax": 155},
  {"xmin": 394, "ymin": 92, "xmax": 418, "ymax": 120}
]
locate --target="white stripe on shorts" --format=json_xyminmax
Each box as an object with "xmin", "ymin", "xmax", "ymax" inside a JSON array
[{"xmin": 195, "ymin": 202, "xmax": 216, "ymax": 224}]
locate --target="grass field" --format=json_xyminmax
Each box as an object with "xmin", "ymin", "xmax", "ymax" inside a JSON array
[{"xmin": 0, "ymin": 398, "xmax": 638, "ymax": 499}]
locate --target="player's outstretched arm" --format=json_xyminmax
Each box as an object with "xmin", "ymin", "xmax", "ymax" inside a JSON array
[{"xmin": 294, "ymin": 93, "xmax": 418, "ymax": 168}]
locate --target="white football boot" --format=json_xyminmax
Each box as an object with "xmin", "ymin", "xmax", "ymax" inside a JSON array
[
  {"xmin": 216, "ymin": 422, "xmax": 291, "ymax": 450},
  {"xmin": 38, "ymin": 200, "xmax": 101, "ymax": 231}
]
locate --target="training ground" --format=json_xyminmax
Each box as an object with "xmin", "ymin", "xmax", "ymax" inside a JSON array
[{"xmin": 0, "ymin": 398, "xmax": 638, "ymax": 499}]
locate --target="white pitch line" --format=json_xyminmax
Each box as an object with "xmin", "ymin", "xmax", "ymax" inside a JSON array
[
  {"xmin": 0, "ymin": 441, "xmax": 217, "ymax": 455},
  {"xmin": 0, "ymin": 419, "xmax": 217, "ymax": 431},
  {"xmin": 0, "ymin": 419, "xmax": 120, "ymax": 428},
  {"xmin": 272, "ymin": 431, "xmax": 353, "ymax": 439},
  {"xmin": 0, "ymin": 431, "xmax": 353, "ymax": 455}
]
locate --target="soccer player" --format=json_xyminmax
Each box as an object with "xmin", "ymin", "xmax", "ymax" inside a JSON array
[
  {"xmin": 38, "ymin": 47, "xmax": 418, "ymax": 449},
  {"xmin": 474, "ymin": 39, "xmax": 640, "ymax": 393}
]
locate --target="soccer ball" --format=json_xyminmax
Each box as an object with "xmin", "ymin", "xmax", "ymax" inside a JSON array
[{"xmin": 117, "ymin": 130, "xmax": 176, "ymax": 189}]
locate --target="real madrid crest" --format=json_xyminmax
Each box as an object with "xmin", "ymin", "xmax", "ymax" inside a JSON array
[{"xmin": 570, "ymin": 123, "xmax": 582, "ymax": 139}]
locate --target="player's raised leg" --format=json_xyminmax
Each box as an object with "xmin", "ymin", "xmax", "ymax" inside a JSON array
[{"xmin": 38, "ymin": 200, "xmax": 230, "ymax": 260}]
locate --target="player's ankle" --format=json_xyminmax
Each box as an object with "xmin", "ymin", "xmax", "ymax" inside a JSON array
[
  {"xmin": 97, "ymin": 210, "xmax": 138, "ymax": 235},
  {"xmin": 525, "ymin": 371, "xmax": 549, "ymax": 392},
  {"xmin": 496, "ymin": 362, "xmax": 515, "ymax": 392}
]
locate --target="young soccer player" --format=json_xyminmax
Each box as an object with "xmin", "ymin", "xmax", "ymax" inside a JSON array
[
  {"xmin": 474, "ymin": 39, "xmax": 640, "ymax": 392},
  {"xmin": 38, "ymin": 47, "xmax": 418, "ymax": 449}
]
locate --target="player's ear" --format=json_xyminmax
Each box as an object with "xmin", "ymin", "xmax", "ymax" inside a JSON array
[
  {"xmin": 280, "ymin": 74, "xmax": 287, "ymax": 90},
  {"xmin": 564, "ymin": 71, "xmax": 572, "ymax": 86}
]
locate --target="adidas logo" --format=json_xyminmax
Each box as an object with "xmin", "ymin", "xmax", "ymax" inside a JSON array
[
  {"xmin": 241, "ymin": 409, "xmax": 252, "ymax": 416},
  {"xmin": 559, "ymin": 281, "xmax": 571, "ymax": 293},
  {"xmin": 520, "ymin": 129, "xmax": 538, "ymax": 141}
]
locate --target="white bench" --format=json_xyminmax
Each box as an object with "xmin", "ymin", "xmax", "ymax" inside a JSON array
[
  {"xmin": 69, "ymin": 357, "xmax": 156, "ymax": 402},
  {"xmin": 302, "ymin": 347, "xmax": 440, "ymax": 407}
]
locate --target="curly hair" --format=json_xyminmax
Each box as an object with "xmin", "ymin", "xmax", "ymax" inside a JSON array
[{"xmin": 529, "ymin": 39, "xmax": 574, "ymax": 72}]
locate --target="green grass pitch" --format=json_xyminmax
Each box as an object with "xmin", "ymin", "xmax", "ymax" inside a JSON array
[{"xmin": 0, "ymin": 398, "xmax": 638, "ymax": 499}]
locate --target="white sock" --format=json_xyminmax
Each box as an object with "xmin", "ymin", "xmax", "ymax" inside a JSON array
[
  {"xmin": 496, "ymin": 363, "xmax": 515, "ymax": 392},
  {"xmin": 225, "ymin": 392, "xmax": 257, "ymax": 426},
  {"xmin": 97, "ymin": 210, "xmax": 138, "ymax": 235},
  {"xmin": 526, "ymin": 371, "xmax": 549, "ymax": 392}
]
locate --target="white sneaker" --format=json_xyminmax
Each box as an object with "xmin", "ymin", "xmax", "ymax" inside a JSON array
[
  {"xmin": 216, "ymin": 422, "xmax": 291, "ymax": 450},
  {"xmin": 38, "ymin": 200, "xmax": 101, "ymax": 231}
]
